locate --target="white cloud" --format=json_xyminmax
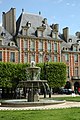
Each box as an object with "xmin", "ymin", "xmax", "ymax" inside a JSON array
[
  {"xmin": 0, "ymin": 0, "xmax": 2, "ymax": 4},
  {"xmin": 57, "ymin": 0, "xmax": 63, "ymax": 3},
  {"xmin": 71, "ymin": 14, "xmax": 75, "ymax": 18},
  {"xmin": 66, "ymin": 3, "xmax": 70, "ymax": 6},
  {"xmin": 72, "ymin": 3, "xmax": 76, "ymax": 7},
  {"xmin": 50, "ymin": 0, "xmax": 63, "ymax": 4},
  {"xmin": 66, "ymin": 2, "xmax": 76, "ymax": 7}
]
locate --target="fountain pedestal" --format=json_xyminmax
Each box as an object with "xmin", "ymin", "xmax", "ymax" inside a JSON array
[
  {"xmin": 20, "ymin": 80, "xmax": 47, "ymax": 102},
  {"xmin": 20, "ymin": 61, "xmax": 48, "ymax": 102}
]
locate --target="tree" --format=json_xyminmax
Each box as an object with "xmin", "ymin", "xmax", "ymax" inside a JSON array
[{"xmin": 47, "ymin": 62, "xmax": 66, "ymax": 88}]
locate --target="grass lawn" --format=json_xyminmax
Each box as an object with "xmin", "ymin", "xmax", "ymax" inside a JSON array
[
  {"xmin": 0, "ymin": 96, "xmax": 80, "ymax": 120},
  {"xmin": 50, "ymin": 95, "xmax": 80, "ymax": 102},
  {"xmin": 0, "ymin": 108, "xmax": 80, "ymax": 120}
]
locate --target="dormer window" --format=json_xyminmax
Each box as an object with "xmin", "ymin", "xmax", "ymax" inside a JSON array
[
  {"xmin": 77, "ymin": 40, "xmax": 80, "ymax": 43},
  {"xmin": 63, "ymin": 47, "xmax": 65, "ymax": 50},
  {"xmin": 10, "ymin": 41, "xmax": 15, "ymax": 46},
  {"xmin": 51, "ymin": 31, "xmax": 57, "ymax": 39},
  {"xmin": 37, "ymin": 30, "xmax": 43, "ymax": 37},
  {"xmin": 1, "ymin": 32, "xmax": 6, "ymax": 36},
  {"xmin": 22, "ymin": 22, "xmax": 31, "ymax": 36},
  {"xmin": 68, "ymin": 39, "xmax": 72, "ymax": 42},
  {"xmin": 37, "ymin": 24, "xmax": 46, "ymax": 37},
  {"xmin": 22, "ymin": 28, "xmax": 27, "ymax": 35},
  {"xmin": 62, "ymin": 47, "xmax": 68, "ymax": 51},
  {"xmin": 73, "ymin": 46, "xmax": 77, "ymax": 51},
  {"xmin": 26, "ymin": 21, "xmax": 31, "ymax": 27},
  {"xmin": 66, "ymin": 48, "xmax": 68, "ymax": 50}
]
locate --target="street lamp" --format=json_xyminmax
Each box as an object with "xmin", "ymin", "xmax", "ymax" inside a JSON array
[{"xmin": 43, "ymin": 56, "xmax": 49, "ymax": 98}]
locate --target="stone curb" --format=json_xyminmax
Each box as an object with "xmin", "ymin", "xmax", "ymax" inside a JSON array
[{"xmin": 0, "ymin": 102, "xmax": 80, "ymax": 110}]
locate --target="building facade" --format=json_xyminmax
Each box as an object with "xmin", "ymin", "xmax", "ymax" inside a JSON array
[
  {"xmin": 60, "ymin": 27, "xmax": 80, "ymax": 92},
  {"xmin": 0, "ymin": 26, "xmax": 19, "ymax": 63},
  {"xmin": 16, "ymin": 10, "xmax": 62, "ymax": 63},
  {"xmin": 1, "ymin": 8, "xmax": 80, "ymax": 92}
]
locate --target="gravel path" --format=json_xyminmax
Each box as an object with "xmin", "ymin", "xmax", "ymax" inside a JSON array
[
  {"xmin": 0, "ymin": 95, "xmax": 80, "ymax": 110},
  {"xmin": 0, "ymin": 101, "xmax": 80, "ymax": 110}
]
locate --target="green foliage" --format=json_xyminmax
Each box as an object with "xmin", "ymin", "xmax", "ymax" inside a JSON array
[
  {"xmin": 0, "ymin": 62, "xmax": 66, "ymax": 89},
  {"xmin": 0, "ymin": 62, "xmax": 29, "ymax": 88},
  {"xmin": 47, "ymin": 62, "xmax": 66, "ymax": 88},
  {"xmin": 37, "ymin": 62, "xmax": 66, "ymax": 88},
  {"xmin": 36, "ymin": 63, "xmax": 45, "ymax": 80}
]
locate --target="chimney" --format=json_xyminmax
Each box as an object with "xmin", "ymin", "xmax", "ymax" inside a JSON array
[
  {"xmin": 22, "ymin": 8, "xmax": 24, "ymax": 13},
  {"xmin": 2, "ymin": 12, "xmax": 6, "ymax": 28},
  {"xmin": 39, "ymin": 11, "xmax": 41, "ymax": 15},
  {"xmin": 75, "ymin": 32, "xmax": 80, "ymax": 38},
  {"xmin": 54, "ymin": 24, "xmax": 59, "ymax": 32},
  {"xmin": 50, "ymin": 24, "xmax": 59, "ymax": 32},
  {"xmin": 2, "ymin": 8, "xmax": 16, "ymax": 36},
  {"xmin": 63, "ymin": 27, "xmax": 69, "ymax": 42},
  {"xmin": 43, "ymin": 18, "xmax": 47, "ymax": 25}
]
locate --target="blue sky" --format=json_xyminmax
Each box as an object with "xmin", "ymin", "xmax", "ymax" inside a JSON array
[{"xmin": 0, "ymin": 0, "xmax": 80, "ymax": 35}]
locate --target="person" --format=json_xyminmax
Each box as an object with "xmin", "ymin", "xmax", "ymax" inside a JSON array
[{"xmin": 78, "ymin": 87, "xmax": 80, "ymax": 95}]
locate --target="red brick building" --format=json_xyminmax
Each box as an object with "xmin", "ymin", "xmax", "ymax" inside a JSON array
[
  {"xmin": 2, "ymin": 8, "xmax": 80, "ymax": 92},
  {"xmin": 61, "ymin": 27, "xmax": 80, "ymax": 92},
  {"xmin": 0, "ymin": 26, "xmax": 19, "ymax": 63},
  {"xmin": 16, "ymin": 10, "xmax": 62, "ymax": 63}
]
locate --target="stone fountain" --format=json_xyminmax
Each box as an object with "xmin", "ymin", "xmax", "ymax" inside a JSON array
[
  {"xmin": 20, "ymin": 61, "xmax": 48, "ymax": 102},
  {"xmin": 1, "ymin": 61, "xmax": 65, "ymax": 107}
]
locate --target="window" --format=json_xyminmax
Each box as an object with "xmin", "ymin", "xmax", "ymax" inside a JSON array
[
  {"xmin": 74, "ymin": 67, "xmax": 78, "ymax": 76},
  {"xmin": 38, "ymin": 31, "xmax": 43, "ymax": 37},
  {"xmin": 52, "ymin": 32, "xmax": 57, "ymax": 39},
  {"xmin": 65, "ymin": 54, "xmax": 69, "ymax": 62},
  {"xmin": 73, "ymin": 46, "xmax": 77, "ymax": 51},
  {"xmin": 39, "ymin": 54, "xmax": 43, "ymax": 62},
  {"xmin": 47, "ymin": 41, "xmax": 51, "ymax": 52},
  {"xmin": 54, "ymin": 55, "xmax": 57, "ymax": 62},
  {"xmin": 39, "ymin": 40, "xmax": 43, "ymax": 51},
  {"xmin": 68, "ymin": 39, "xmax": 72, "ymax": 42},
  {"xmin": 0, "ymin": 51, "xmax": 2, "ymax": 61},
  {"xmin": 24, "ymin": 54, "xmax": 28, "ymax": 63},
  {"xmin": 30, "ymin": 40, "xmax": 35, "ymax": 51},
  {"xmin": 48, "ymin": 55, "xmax": 52, "ymax": 62},
  {"xmin": 10, "ymin": 42, "xmax": 15, "ymax": 46},
  {"xmin": 23, "ymin": 29, "xmax": 27, "ymax": 35},
  {"xmin": 74, "ymin": 54, "xmax": 78, "ymax": 62},
  {"xmin": 24, "ymin": 40, "xmax": 28, "ymax": 51},
  {"xmin": 54, "ymin": 43, "xmax": 57, "ymax": 53},
  {"xmin": 31, "ymin": 54, "xmax": 35, "ymax": 62},
  {"xmin": 10, "ymin": 52, "xmax": 15, "ymax": 62}
]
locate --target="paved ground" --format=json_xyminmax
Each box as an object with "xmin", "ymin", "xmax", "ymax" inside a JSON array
[{"xmin": 0, "ymin": 94, "xmax": 80, "ymax": 110}]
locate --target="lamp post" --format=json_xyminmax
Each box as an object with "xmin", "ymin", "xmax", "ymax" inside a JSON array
[
  {"xmin": 44, "ymin": 55, "xmax": 51, "ymax": 98},
  {"xmin": 43, "ymin": 62, "xmax": 47, "ymax": 98},
  {"xmin": 43, "ymin": 55, "xmax": 49, "ymax": 98}
]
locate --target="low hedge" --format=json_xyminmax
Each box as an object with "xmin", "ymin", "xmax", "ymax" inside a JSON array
[{"xmin": 0, "ymin": 62, "xmax": 66, "ymax": 89}]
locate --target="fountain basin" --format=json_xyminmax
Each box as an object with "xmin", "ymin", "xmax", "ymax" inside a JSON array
[{"xmin": 1, "ymin": 99, "xmax": 65, "ymax": 107}]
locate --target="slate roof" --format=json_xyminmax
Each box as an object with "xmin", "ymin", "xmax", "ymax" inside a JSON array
[
  {"xmin": 60, "ymin": 34, "xmax": 80, "ymax": 51},
  {"xmin": 16, "ymin": 12, "xmax": 43, "ymax": 33},
  {"xmin": 0, "ymin": 26, "xmax": 13, "ymax": 45},
  {"xmin": 16, "ymin": 11, "xmax": 61, "ymax": 40}
]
